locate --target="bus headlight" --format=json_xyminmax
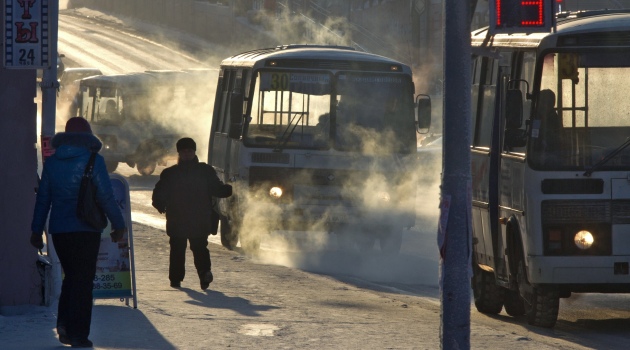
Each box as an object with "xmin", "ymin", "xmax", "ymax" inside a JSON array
[
  {"xmin": 269, "ymin": 186, "xmax": 283, "ymax": 199},
  {"xmin": 377, "ymin": 191, "xmax": 391, "ymax": 202},
  {"xmin": 574, "ymin": 230, "xmax": 594, "ymax": 250}
]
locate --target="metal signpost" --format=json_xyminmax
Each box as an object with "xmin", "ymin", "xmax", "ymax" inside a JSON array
[{"xmin": 440, "ymin": 0, "xmax": 472, "ymax": 348}]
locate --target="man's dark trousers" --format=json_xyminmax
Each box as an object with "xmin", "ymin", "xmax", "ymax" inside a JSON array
[{"xmin": 169, "ymin": 236, "xmax": 211, "ymax": 283}]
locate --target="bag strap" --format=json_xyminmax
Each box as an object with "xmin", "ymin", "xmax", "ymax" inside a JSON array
[{"xmin": 83, "ymin": 152, "xmax": 97, "ymax": 178}]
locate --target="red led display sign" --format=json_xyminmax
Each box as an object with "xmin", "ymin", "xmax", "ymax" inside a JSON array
[{"xmin": 488, "ymin": 0, "xmax": 555, "ymax": 35}]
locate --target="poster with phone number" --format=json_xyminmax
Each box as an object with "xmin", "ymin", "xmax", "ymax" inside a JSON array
[{"xmin": 93, "ymin": 174, "xmax": 135, "ymax": 302}]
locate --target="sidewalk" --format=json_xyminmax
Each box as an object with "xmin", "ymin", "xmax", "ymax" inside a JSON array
[{"xmin": 0, "ymin": 222, "xmax": 583, "ymax": 349}]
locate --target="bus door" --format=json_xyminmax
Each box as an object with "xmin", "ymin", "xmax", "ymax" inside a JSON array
[
  {"xmin": 489, "ymin": 52, "xmax": 516, "ymax": 283},
  {"xmin": 497, "ymin": 51, "xmax": 533, "ymax": 285},
  {"xmin": 471, "ymin": 53, "xmax": 500, "ymax": 273},
  {"xmin": 210, "ymin": 68, "xmax": 240, "ymax": 183}
]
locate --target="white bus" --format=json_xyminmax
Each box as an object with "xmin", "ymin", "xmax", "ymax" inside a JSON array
[
  {"xmin": 74, "ymin": 69, "xmax": 216, "ymax": 175},
  {"xmin": 471, "ymin": 9, "xmax": 630, "ymax": 328},
  {"xmin": 208, "ymin": 45, "xmax": 430, "ymax": 253}
]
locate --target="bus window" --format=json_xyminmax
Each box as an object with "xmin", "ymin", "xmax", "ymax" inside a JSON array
[
  {"xmin": 504, "ymin": 51, "xmax": 535, "ymax": 154},
  {"xmin": 471, "ymin": 56, "xmax": 482, "ymax": 144},
  {"xmin": 219, "ymin": 70, "xmax": 235, "ymax": 134},
  {"xmin": 521, "ymin": 51, "xmax": 536, "ymax": 121},
  {"xmin": 475, "ymin": 58, "xmax": 498, "ymax": 148},
  {"xmin": 335, "ymin": 72, "xmax": 415, "ymax": 154},
  {"xmin": 532, "ymin": 51, "xmax": 630, "ymax": 169},
  {"xmin": 247, "ymin": 70, "xmax": 331, "ymax": 149}
]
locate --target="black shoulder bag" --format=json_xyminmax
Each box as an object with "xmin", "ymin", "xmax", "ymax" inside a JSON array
[{"xmin": 77, "ymin": 152, "xmax": 108, "ymax": 230}]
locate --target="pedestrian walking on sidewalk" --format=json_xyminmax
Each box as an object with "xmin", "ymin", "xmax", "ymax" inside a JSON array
[
  {"xmin": 152, "ymin": 137, "xmax": 232, "ymax": 290},
  {"xmin": 30, "ymin": 117, "xmax": 127, "ymax": 348}
]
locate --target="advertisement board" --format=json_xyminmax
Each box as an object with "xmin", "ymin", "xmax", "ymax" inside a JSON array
[{"xmin": 93, "ymin": 174, "xmax": 137, "ymax": 308}]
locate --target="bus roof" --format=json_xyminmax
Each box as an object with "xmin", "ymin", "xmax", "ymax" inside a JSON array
[
  {"xmin": 220, "ymin": 44, "xmax": 411, "ymax": 74},
  {"xmin": 79, "ymin": 69, "xmax": 217, "ymax": 89},
  {"xmin": 472, "ymin": 10, "xmax": 630, "ymax": 50}
]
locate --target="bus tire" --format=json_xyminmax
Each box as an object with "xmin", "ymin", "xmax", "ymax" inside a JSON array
[
  {"xmin": 517, "ymin": 260, "xmax": 559, "ymax": 328},
  {"xmin": 105, "ymin": 161, "xmax": 118, "ymax": 173},
  {"xmin": 357, "ymin": 235, "xmax": 375, "ymax": 253},
  {"xmin": 240, "ymin": 232, "xmax": 261, "ymax": 253},
  {"xmin": 503, "ymin": 290, "xmax": 526, "ymax": 316},
  {"xmin": 379, "ymin": 228, "xmax": 402, "ymax": 255},
  {"xmin": 472, "ymin": 265, "xmax": 505, "ymax": 314},
  {"xmin": 220, "ymin": 215, "xmax": 239, "ymax": 250},
  {"xmin": 137, "ymin": 160, "xmax": 156, "ymax": 176}
]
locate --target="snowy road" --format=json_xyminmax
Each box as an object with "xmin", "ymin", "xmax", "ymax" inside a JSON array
[{"xmin": 56, "ymin": 7, "xmax": 630, "ymax": 349}]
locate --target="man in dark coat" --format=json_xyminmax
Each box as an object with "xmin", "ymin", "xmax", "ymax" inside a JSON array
[{"xmin": 152, "ymin": 137, "xmax": 232, "ymax": 290}]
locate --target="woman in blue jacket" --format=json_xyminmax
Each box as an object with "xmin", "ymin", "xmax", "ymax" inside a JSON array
[{"xmin": 30, "ymin": 117, "xmax": 127, "ymax": 348}]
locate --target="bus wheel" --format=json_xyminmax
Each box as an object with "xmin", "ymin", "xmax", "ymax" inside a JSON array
[
  {"xmin": 503, "ymin": 290, "xmax": 525, "ymax": 316},
  {"xmin": 472, "ymin": 264, "xmax": 505, "ymax": 314},
  {"xmin": 517, "ymin": 259, "xmax": 559, "ymax": 327},
  {"xmin": 379, "ymin": 228, "xmax": 402, "ymax": 255},
  {"xmin": 240, "ymin": 232, "xmax": 261, "ymax": 253},
  {"xmin": 334, "ymin": 230, "xmax": 354, "ymax": 251},
  {"xmin": 137, "ymin": 161, "xmax": 156, "ymax": 176},
  {"xmin": 220, "ymin": 215, "xmax": 239, "ymax": 250},
  {"xmin": 105, "ymin": 161, "xmax": 118, "ymax": 173},
  {"xmin": 357, "ymin": 235, "xmax": 375, "ymax": 253}
]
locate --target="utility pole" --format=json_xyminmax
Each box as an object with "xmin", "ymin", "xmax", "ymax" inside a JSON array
[
  {"xmin": 40, "ymin": 0, "xmax": 62, "ymax": 302},
  {"xmin": 439, "ymin": 0, "xmax": 472, "ymax": 348}
]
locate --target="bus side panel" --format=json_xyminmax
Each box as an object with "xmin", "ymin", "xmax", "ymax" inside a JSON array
[
  {"xmin": 227, "ymin": 139, "xmax": 241, "ymax": 183},
  {"xmin": 211, "ymin": 133, "xmax": 229, "ymax": 181},
  {"xmin": 472, "ymin": 206, "xmax": 492, "ymax": 268}
]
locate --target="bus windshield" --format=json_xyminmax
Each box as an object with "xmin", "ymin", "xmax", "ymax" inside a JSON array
[
  {"xmin": 530, "ymin": 50, "xmax": 630, "ymax": 170},
  {"xmin": 246, "ymin": 70, "xmax": 416, "ymax": 154}
]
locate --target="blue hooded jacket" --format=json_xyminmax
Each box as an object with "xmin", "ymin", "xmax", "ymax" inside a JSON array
[{"xmin": 31, "ymin": 132, "xmax": 126, "ymax": 234}]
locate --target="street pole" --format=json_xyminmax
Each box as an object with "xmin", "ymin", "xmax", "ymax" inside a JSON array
[
  {"xmin": 439, "ymin": 0, "xmax": 472, "ymax": 348},
  {"xmin": 40, "ymin": 0, "xmax": 62, "ymax": 302}
]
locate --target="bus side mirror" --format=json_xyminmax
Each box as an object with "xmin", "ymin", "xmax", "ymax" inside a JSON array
[
  {"xmin": 506, "ymin": 89, "xmax": 523, "ymax": 129},
  {"xmin": 416, "ymin": 94, "xmax": 431, "ymax": 134},
  {"xmin": 228, "ymin": 91, "xmax": 244, "ymax": 139}
]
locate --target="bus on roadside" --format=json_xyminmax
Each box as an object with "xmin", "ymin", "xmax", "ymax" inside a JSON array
[
  {"xmin": 470, "ymin": 9, "xmax": 630, "ymax": 328},
  {"xmin": 208, "ymin": 44, "xmax": 431, "ymax": 253},
  {"xmin": 73, "ymin": 69, "xmax": 216, "ymax": 175}
]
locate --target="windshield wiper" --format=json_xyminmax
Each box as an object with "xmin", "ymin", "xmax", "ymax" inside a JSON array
[
  {"xmin": 584, "ymin": 137, "xmax": 630, "ymax": 177},
  {"xmin": 273, "ymin": 113, "xmax": 304, "ymax": 152}
]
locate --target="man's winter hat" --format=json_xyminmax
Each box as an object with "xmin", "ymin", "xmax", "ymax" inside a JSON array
[
  {"xmin": 176, "ymin": 137, "xmax": 196, "ymax": 152},
  {"xmin": 65, "ymin": 117, "xmax": 92, "ymax": 133}
]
